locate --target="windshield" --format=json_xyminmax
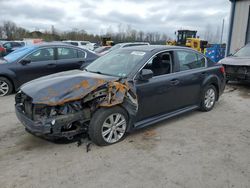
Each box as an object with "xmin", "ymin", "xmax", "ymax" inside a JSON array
[
  {"xmin": 86, "ymin": 49, "xmax": 146, "ymax": 77},
  {"xmin": 109, "ymin": 44, "xmax": 122, "ymax": 51},
  {"xmin": 233, "ymin": 45, "xmax": 250, "ymax": 57},
  {"xmin": 4, "ymin": 46, "xmax": 36, "ymax": 63}
]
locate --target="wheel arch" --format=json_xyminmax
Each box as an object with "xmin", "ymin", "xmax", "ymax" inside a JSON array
[{"xmin": 201, "ymin": 75, "xmax": 220, "ymax": 100}]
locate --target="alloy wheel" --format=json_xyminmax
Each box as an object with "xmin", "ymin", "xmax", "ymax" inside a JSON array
[
  {"xmin": 0, "ymin": 81, "xmax": 9, "ymax": 96},
  {"xmin": 204, "ymin": 88, "xmax": 215, "ymax": 109},
  {"xmin": 102, "ymin": 113, "xmax": 127, "ymax": 144}
]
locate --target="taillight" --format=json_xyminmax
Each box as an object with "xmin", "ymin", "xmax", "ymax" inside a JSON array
[{"xmin": 220, "ymin": 66, "xmax": 225, "ymax": 74}]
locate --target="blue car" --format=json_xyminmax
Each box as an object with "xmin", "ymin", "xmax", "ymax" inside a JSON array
[{"xmin": 0, "ymin": 42, "xmax": 98, "ymax": 96}]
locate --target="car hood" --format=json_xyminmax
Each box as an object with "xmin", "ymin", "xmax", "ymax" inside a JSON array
[
  {"xmin": 0, "ymin": 58, "xmax": 8, "ymax": 64},
  {"xmin": 20, "ymin": 70, "xmax": 118, "ymax": 105},
  {"xmin": 220, "ymin": 56, "xmax": 250, "ymax": 66}
]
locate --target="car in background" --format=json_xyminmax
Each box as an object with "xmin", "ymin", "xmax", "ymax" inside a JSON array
[
  {"xmin": 94, "ymin": 46, "xmax": 111, "ymax": 56},
  {"xmin": 15, "ymin": 45, "xmax": 225, "ymax": 146},
  {"xmin": 0, "ymin": 41, "xmax": 24, "ymax": 55},
  {"xmin": 0, "ymin": 42, "xmax": 99, "ymax": 96},
  {"xmin": 220, "ymin": 44, "xmax": 250, "ymax": 83},
  {"xmin": 62, "ymin": 40, "xmax": 95, "ymax": 50},
  {"xmin": 108, "ymin": 42, "xmax": 150, "ymax": 52},
  {"xmin": 0, "ymin": 43, "xmax": 6, "ymax": 57}
]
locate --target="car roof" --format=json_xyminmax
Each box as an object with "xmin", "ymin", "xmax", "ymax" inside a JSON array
[
  {"xmin": 122, "ymin": 45, "xmax": 195, "ymax": 52},
  {"xmin": 28, "ymin": 42, "xmax": 83, "ymax": 48},
  {"xmin": 117, "ymin": 42, "xmax": 149, "ymax": 46}
]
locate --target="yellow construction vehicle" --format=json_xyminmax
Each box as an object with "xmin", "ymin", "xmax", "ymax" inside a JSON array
[
  {"xmin": 167, "ymin": 30, "xmax": 208, "ymax": 53},
  {"xmin": 101, "ymin": 37, "xmax": 114, "ymax": 46}
]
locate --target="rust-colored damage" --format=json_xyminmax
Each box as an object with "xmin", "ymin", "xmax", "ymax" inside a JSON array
[{"xmin": 26, "ymin": 76, "xmax": 138, "ymax": 112}]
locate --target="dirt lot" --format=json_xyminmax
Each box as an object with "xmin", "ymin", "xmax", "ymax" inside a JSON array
[{"xmin": 0, "ymin": 83, "xmax": 249, "ymax": 188}]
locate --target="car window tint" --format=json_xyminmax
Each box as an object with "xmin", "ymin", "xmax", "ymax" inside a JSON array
[
  {"xmin": 80, "ymin": 42, "xmax": 88, "ymax": 45},
  {"xmin": 176, "ymin": 51, "xmax": 205, "ymax": 71},
  {"xmin": 27, "ymin": 48, "xmax": 54, "ymax": 62},
  {"xmin": 58, "ymin": 47, "xmax": 78, "ymax": 59},
  {"xmin": 3, "ymin": 43, "xmax": 11, "ymax": 48},
  {"xmin": 77, "ymin": 50, "xmax": 86, "ymax": 58},
  {"xmin": 142, "ymin": 52, "xmax": 172, "ymax": 77},
  {"xmin": 70, "ymin": 42, "xmax": 78, "ymax": 46}
]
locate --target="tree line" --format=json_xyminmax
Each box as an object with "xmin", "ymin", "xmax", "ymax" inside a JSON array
[{"xmin": 0, "ymin": 21, "xmax": 171, "ymax": 44}]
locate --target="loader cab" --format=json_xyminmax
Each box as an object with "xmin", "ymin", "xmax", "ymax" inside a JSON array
[{"xmin": 176, "ymin": 30, "xmax": 197, "ymax": 46}]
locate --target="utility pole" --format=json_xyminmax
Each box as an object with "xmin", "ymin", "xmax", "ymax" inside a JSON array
[{"xmin": 220, "ymin": 19, "xmax": 225, "ymax": 44}]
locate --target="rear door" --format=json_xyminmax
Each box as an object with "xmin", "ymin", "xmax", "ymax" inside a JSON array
[
  {"xmin": 55, "ymin": 47, "xmax": 86, "ymax": 72},
  {"xmin": 173, "ymin": 50, "xmax": 207, "ymax": 108}
]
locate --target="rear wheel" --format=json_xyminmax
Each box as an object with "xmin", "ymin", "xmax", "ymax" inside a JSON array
[
  {"xmin": 0, "ymin": 77, "xmax": 13, "ymax": 96},
  {"xmin": 89, "ymin": 106, "xmax": 128, "ymax": 146},
  {"xmin": 200, "ymin": 85, "xmax": 217, "ymax": 112}
]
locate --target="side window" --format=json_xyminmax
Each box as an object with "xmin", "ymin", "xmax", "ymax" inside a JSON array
[
  {"xmin": 142, "ymin": 52, "xmax": 172, "ymax": 77},
  {"xmin": 58, "ymin": 47, "xmax": 78, "ymax": 60},
  {"xmin": 70, "ymin": 42, "xmax": 78, "ymax": 46},
  {"xmin": 176, "ymin": 51, "xmax": 206, "ymax": 71},
  {"xmin": 27, "ymin": 48, "xmax": 54, "ymax": 62},
  {"xmin": 80, "ymin": 42, "xmax": 88, "ymax": 45},
  {"xmin": 77, "ymin": 50, "xmax": 86, "ymax": 58},
  {"xmin": 3, "ymin": 43, "xmax": 11, "ymax": 48}
]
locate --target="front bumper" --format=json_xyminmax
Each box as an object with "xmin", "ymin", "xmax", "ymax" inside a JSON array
[
  {"xmin": 226, "ymin": 73, "xmax": 250, "ymax": 82},
  {"xmin": 224, "ymin": 65, "xmax": 250, "ymax": 82},
  {"xmin": 15, "ymin": 104, "xmax": 89, "ymax": 138}
]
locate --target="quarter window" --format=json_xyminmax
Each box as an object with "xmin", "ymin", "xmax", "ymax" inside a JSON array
[
  {"xmin": 176, "ymin": 51, "xmax": 206, "ymax": 71},
  {"xmin": 27, "ymin": 48, "xmax": 54, "ymax": 62},
  {"xmin": 77, "ymin": 50, "xmax": 86, "ymax": 58},
  {"xmin": 58, "ymin": 48, "xmax": 78, "ymax": 59}
]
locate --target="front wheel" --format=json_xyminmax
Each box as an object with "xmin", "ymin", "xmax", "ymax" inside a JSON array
[
  {"xmin": 0, "ymin": 77, "xmax": 13, "ymax": 96},
  {"xmin": 89, "ymin": 106, "xmax": 128, "ymax": 146},
  {"xmin": 200, "ymin": 85, "xmax": 217, "ymax": 112}
]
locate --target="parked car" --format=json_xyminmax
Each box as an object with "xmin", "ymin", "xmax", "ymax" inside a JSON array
[
  {"xmin": 0, "ymin": 42, "xmax": 98, "ymax": 96},
  {"xmin": 63, "ymin": 40, "xmax": 94, "ymax": 50},
  {"xmin": 0, "ymin": 43, "xmax": 6, "ymax": 57},
  {"xmin": 108, "ymin": 42, "xmax": 150, "ymax": 52},
  {"xmin": 15, "ymin": 45, "xmax": 225, "ymax": 146},
  {"xmin": 219, "ymin": 44, "xmax": 250, "ymax": 82},
  {"xmin": 94, "ymin": 46, "xmax": 112, "ymax": 56},
  {"xmin": 0, "ymin": 41, "xmax": 24, "ymax": 55}
]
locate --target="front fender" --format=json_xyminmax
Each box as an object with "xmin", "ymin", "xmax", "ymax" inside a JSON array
[{"xmin": 0, "ymin": 68, "xmax": 18, "ymax": 90}]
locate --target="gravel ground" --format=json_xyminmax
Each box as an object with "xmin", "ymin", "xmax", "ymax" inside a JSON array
[{"xmin": 0, "ymin": 83, "xmax": 249, "ymax": 188}]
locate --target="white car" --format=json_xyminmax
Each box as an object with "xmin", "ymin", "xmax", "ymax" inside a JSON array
[
  {"xmin": 63, "ymin": 40, "xmax": 92, "ymax": 50},
  {"xmin": 109, "ymin": 42, "xmax": 150, "ymax": 52}
]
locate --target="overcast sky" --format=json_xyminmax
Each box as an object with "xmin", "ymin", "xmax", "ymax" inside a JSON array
[{"xmin": 0, "ymin": 0, "xmax": 231, "ymax": 40}]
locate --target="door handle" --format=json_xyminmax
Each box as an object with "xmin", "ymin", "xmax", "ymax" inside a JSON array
[{"xmin": 170, "ymin": 79, "xmax": 180, "ymax": 85}]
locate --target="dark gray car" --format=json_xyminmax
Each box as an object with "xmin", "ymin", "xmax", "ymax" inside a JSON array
[
  {"xmin": 15, "ymin": 45, "xmax": 226, "ymax": 146},
  {"xmin": 0, "ymin": 42, "xmax": 98, "ymax": 96},
  {"xmin": 220, "ymin": 44, "xmax": 250, "ymax": 82}
]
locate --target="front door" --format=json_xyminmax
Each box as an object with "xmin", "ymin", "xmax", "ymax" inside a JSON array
[
  {"xmin": 135, "ymin": 51, "xmax": 182, "ymax": 121},
  {"xmin": 13, "ymin": 47, "xmax": 56, "ymax": 85}
]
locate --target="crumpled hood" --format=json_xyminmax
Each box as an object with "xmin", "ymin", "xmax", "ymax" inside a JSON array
[
  {"xmin": 220, "ymin": 56, "xmax": 250, "ymax": 66},
  {"xmin": 21, "ymin": 70, "xmax": 118, "ymax": 105}
]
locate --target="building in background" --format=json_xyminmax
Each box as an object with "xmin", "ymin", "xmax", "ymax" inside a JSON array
[{"xmin": 227, "ymin": 0, "xmax": 250, "ymax": 55}]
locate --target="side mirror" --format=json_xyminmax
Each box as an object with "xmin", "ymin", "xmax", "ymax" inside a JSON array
[
  {"xmin": 20, "ymin": 59, "xmax": 31, "ymax": 65},
  {"xmin": 138, "ymin": 69, "xmax": 153, "ymax": 81}
]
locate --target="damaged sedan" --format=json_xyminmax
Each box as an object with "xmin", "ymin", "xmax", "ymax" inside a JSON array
[
  {"xmin": 220, "ymin": 44, "xmax": 250, "ymax": 83},
  {"xmin": 15, "ymin": 45, "xmax": 226, "ymax": 146}
]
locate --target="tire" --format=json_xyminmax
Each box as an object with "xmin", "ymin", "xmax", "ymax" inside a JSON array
[
  {"xmin": 0, "ymin": 77, "xmax": 13, "ymax": 96},
  {"xmin": 200, "ymin": 85, "xmax": 217, "ymax": 112},
  {"xmin": 89, "ymin": 106, "xmax": 129, "ymax": 146}
]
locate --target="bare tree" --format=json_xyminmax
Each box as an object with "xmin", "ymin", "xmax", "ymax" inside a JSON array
[{"xmin": 3, "ymin": 21, "xmax": 17, "ymax": 40}]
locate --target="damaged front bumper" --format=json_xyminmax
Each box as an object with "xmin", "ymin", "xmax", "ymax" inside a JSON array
[
  {"xmin": 224, "ymin": 65, "xmax": 250, "ymax": 82},
  {"xmin": 15, "ymin": 104, "xmax": 89, "ymax": 138}
]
